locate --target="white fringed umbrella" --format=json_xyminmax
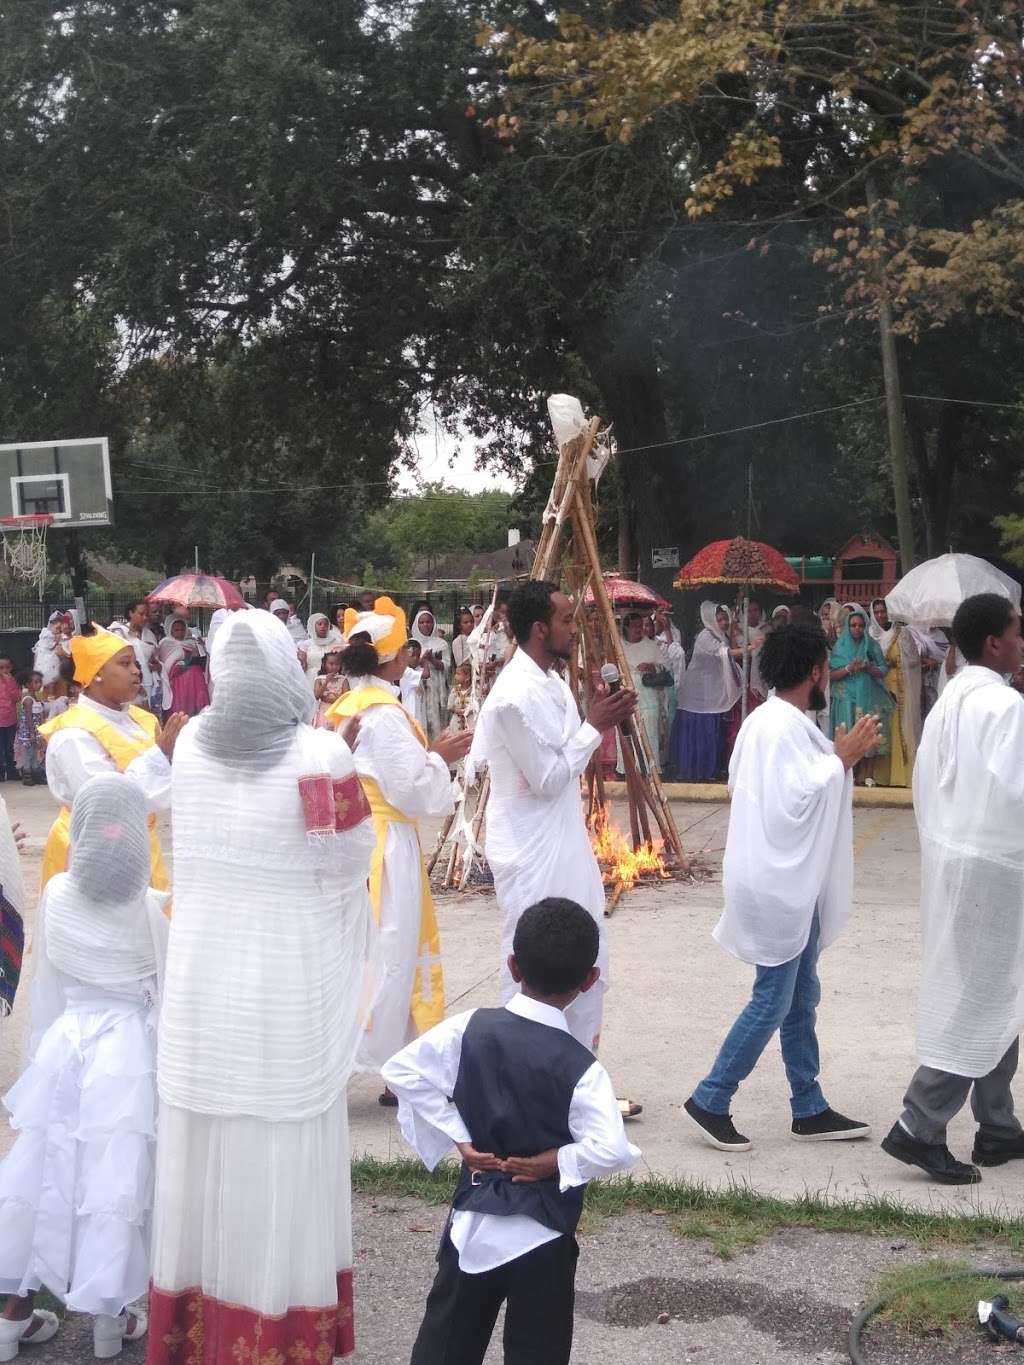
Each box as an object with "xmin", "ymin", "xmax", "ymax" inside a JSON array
[{"xmin": 885, "ymin": 553, "xmax": 1021, "ymax": 628}]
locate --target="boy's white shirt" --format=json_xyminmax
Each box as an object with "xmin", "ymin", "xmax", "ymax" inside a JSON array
[{"xmin": 381, "ymin": 993, "xmax": 640, "ymax": 1273}]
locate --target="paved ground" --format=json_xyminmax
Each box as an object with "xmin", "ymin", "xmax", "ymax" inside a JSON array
[
  {"xmin": 3, "ymin": 784, "xmax": 1021, "ymax": 1212},
  {"xmin": 4, "ymin": 782, "xmax": 1023, "ymax": 1363}
]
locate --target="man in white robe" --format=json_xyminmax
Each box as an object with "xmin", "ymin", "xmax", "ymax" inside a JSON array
[
  {"xmin": 684, "ymin": 621, "xmax": 881, "ymax": 1151},
  {"xmin": 882, "ymin": 593, "xmax": 1024, "ymax": 1184},
  {"xmin": 466, "ymin": 580, "xmax": 636, "ymax": 1056}
]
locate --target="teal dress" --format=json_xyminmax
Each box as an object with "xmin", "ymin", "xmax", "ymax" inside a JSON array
[{"xmin": 829, "ymin": 610, "xmax": 895, "ymax": 753}]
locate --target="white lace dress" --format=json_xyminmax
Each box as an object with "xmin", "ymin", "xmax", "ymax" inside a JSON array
[{"xmin": 0, "ymin": 962, "xmax": 160, "ymax": 1315}]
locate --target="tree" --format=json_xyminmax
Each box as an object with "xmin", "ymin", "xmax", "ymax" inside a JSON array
[{"xmin": 499, "ymin": 0, "xmax": 1024, "ymax": 567}]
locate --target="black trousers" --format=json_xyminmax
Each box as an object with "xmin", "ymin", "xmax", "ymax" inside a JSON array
[
  {"xmin": 410, "ymin": 1229, "xmax": 578, "ymax": 1365},
  {"xmin": 0, "ymin": 725, "xmax": 15, "ymax": 778}
]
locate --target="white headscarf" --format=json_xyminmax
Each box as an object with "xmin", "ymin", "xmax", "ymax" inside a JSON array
[
  {"xmin": 43, "ymin": 774, "xmax": 159, "ymax": 985},
  {"xmin": 678, "ymin": 601, "xmax": 741, "ymax": 714},
  {"xmin": 410, "ymin": 609, "xmax": 452, "ymax": 667},
  {"xmin": 195, "ymin": 609, "xmax": 314, "ymax": 771},
  {"xmin": 305, "ymin": 612, "xmax": 344, "ymax": 677}
]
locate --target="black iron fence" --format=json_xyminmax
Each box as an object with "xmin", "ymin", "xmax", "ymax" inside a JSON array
[{"xmin": 0, "ymin": 584, "xmax": 511, "ymax": 675}]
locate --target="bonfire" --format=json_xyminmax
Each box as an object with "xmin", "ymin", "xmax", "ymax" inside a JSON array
[{"xmin": 590, "ymin": 808, "xmax": 671, "ymax": 913}]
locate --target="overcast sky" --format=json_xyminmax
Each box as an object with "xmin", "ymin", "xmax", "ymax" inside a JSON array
[{"xmin": 399, "ymin": 414, "xmax": 516, "ymax": 495}]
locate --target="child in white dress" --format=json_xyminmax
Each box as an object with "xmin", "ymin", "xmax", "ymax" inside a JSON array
[{"xmin": 0, "ymin": 774, "xmax": 168, "ymax": 1360}]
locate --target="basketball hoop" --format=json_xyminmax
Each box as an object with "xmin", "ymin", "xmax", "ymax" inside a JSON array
[{"xmin": 0, "ymin": 515, "xmax": 54, "ymax": 598}]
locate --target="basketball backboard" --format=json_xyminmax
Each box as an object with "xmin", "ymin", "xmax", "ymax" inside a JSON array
[{"xmin": 0, "ymin": 439, "xmax": 113, "ymax": 529}]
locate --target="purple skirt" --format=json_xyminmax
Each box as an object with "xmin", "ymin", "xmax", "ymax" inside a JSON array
[{"xmin": 671, "ymin": 709, "xmax": 725, "ymax": 782}]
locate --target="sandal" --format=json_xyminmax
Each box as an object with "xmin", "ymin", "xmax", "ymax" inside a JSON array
[
  {"xmin": 378, "ymin": 1089, "xmax": 399, "ymax": 1108},
  {"xmin": 0, "ymin": 1311, "xmax": 60, "ymax": 1362},
  {"xmin": 618, "ymin": 1098, "xmax": 643, "ymax": 1120},
  {"xmin": 93, "ymin": 1310, "xmax": 147, "ymax": 1359}
]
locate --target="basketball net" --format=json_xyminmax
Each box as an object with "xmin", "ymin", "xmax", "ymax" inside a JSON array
[{"xmin": 0, "ymin": 516, "xmax": 52, "ymax": 599}]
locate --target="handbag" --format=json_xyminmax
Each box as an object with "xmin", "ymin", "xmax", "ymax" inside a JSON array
[{"xmin": 641, "ymin": 668, "xmax": 675, "ymax": 689}]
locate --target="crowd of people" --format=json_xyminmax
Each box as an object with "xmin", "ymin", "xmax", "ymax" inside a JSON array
[
  {"xmin": 0, "ymin": 577, "xmax": 1020, "ymax": 1365},
  {"xmin": 615, "ymin": 592, "xmax": 1023, "ymax": 790}
]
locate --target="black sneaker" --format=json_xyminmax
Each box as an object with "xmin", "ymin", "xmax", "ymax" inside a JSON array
[
  {"xmin": 881, "ymin": 1121, "xmax": 981, "ymax": 1184},
  {"xmin": 791, "ymin": 1107, "xmax": 871, "ymax": 1142},
  {"xmin": 972, "ymin": 1131, "xmax": 1024, "ymax": 1167},
  {"xmin": 683, "ymin": 1096, "xmax": 752, "ymax": 1152}
]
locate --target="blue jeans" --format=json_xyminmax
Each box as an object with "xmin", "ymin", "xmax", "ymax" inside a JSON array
[{"xmin": 692, "ymin": 912, "xmax": 827, "ymax": 1120}]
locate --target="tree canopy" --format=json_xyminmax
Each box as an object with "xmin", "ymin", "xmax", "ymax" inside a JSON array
[{"xmin": 1, "ymin": 1, "xmax": 1021, "ymax": 594}]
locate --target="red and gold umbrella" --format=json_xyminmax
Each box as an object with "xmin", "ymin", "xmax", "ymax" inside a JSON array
[
  {"xmin": 146, "ymin": 573, "xmax": 246, "ymax": 611},
  {"xmin": 674, "ymin": 538, "xmax": 799, "ymax": 594},
  {"xmin": 584, "ymin": 574, "xmax": 670, "ymax": 610}
]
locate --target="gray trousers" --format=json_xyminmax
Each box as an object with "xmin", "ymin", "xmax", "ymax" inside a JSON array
[{"xmin": 900, "ymin": 1038, "xmax": 1022, "ymax": 1145}]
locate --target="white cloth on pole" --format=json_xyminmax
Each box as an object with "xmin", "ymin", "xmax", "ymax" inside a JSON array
[
  {"xmin": 714, "ymin": 695, "xmax": 854, "ymax": 967},
  {"xmin": 912, "ymin": 666, "xmax": 1024, "ymax": 1076},
  {"xmin": 466, "ymin": 649, "xmax": 605, "ymax": 1049}
]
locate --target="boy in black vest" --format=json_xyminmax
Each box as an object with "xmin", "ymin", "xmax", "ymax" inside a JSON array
[{"xmin": 382, "ymin": 897, "xmax": 639, "ymax": 1365}]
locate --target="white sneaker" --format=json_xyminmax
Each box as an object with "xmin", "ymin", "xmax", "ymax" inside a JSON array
[
  {"xmin": 93, "ymin": 1311, "xmax": 148, "ymax": 1360},
  {"xmin": 0, "ymin": 1311, "xmax": 60, "ymax": 1362}
]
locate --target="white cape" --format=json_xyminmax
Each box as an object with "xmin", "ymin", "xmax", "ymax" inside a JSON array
[
  {"xmin": 714, "ymin": 696, "xmax": 853, "ymax": 966},
  {"xmin": 912, "ymin": 666, "xmax": 1024, "ymax": 1077}
]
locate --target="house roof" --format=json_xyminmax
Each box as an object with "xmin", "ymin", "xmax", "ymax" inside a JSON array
[{"xmin": 411, "ymin": 539, "xmax": 537, "ymax": 583}]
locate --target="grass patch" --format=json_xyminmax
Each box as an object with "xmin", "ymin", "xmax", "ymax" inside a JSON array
[
  {"xmin": 351, "ymin": 1155, "xmax": 1024, "ymax": 1260},
  {"xmin": 870, "ymin": 1260, "xmax": 1008, "ymax": 1339}
]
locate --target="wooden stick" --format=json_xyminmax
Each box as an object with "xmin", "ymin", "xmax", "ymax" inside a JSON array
[{"xmin": 427, "ymin": 810, "xmax": 457, "ymax": 876}]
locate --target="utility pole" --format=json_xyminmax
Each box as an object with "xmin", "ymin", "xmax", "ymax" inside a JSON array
[{"xmin": 866, "ymin": 169, "xmax": 916, "ymax": 572}]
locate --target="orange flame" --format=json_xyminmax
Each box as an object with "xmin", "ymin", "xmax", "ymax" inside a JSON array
[{"xmin": 590, "ymin": 811, "xmax": 668, "ymax": 891}]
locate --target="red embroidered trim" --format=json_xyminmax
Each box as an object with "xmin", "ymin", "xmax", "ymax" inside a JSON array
[
  {"xmin": 146, "ymin": 1269, "xmax": 354, "ymax": 1365},
  {"xmin": 332, "ymin": 772, "xmax": 371, "ymax": 832}
]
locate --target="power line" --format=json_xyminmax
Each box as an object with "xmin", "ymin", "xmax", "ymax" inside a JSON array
[{"xmin": 111, "ymin": 391, "xmax": 1024, "ymax": 496}]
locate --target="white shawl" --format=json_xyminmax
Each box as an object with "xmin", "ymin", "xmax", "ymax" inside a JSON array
[
  {"xmin": 678, "ymin": 602, "xmax": 741, "ymax": 714},
  {"xmin": 714, "ymin": 695, "xmax": 853, "ymax": 966},
  {"xmin": 912, "ymin": 667, "xmax": 1024, "ymax": 1075}
]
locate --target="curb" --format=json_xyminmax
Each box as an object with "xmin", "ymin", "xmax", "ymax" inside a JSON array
[{"xmin": 603, "ymin": 781, "xmax": 913, "ymax": 809}]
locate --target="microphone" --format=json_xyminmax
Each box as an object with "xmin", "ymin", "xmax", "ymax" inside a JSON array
[{"xmin": 600, "ymin": 663, "xmax": 634, "ymax": 739}]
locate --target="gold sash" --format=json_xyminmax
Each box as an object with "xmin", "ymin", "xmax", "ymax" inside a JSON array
[
  {"xmin": 329, "ymin": 686, "xmax": 445, "ymax": 1033},
  {"xmin": 37, "ymin": 704, "xmax": 170, "ymax": 893}
]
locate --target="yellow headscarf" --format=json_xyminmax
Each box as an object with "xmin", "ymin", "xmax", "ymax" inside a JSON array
[
  {"xmin": 70, "ymin": 626, "xmax": 133, "ymax": 686},
  {"xmin": 342, "ymin": 596, "xmax": 408, "ymax": 662}
]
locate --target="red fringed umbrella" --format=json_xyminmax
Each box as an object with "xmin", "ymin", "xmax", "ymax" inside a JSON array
[
  {"xmin": 146, "ymin": 573, "xmax": 246, "ymax": 611},
  {"xmin": 584, "ymin": 574, "xmax": 669, "ymax": 610},
  {"xmin": 674, "ymin": 538, "xmax": 799, "ymax": 595}
]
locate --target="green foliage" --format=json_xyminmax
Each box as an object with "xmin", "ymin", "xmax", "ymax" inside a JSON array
[
  {"xmin": 351, "ymin": 1157, "xmax": 1024, "ymax": 1259},
  {"xmin": 342, "ymin": 484, "xmax": 513, "ymax": 580},
  {"xmin": 996, "ymin": 489, "xmax": 1024, "ymax": 571},
  {"xmin": 869, "ymin": 1261, "xmax": 1006, "ymax": 1339}
]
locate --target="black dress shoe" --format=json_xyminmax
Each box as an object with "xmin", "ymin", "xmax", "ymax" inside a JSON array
[
  {"xmin": 972, "ymin": 1131, "xmax": 1024, "ymax": 1167},
  {"xmin": 881, "ymin": 1121, "xmax": 981, "ymax": 1184}
]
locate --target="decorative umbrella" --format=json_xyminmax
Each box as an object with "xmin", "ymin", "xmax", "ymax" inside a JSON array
[
  {"xmin": 146, "ymin": 573, "xmax": 246, "ymax": 612},
  {"xmin": 674, "ymin": 537, "xmax": 800, "ymax": 594},
  {"xmin": 584, "ymin": 574, "xmax": 669, "ymax": 610},
  {"xmin": 675, "ymin": 536, "xmax": 799, "ymax": 723},
  {"xmin": 885, "ymin": 553, "xmax": 1021, "ymax": 628}
]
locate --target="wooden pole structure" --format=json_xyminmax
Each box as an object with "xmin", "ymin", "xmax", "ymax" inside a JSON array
[{"xmin": 430, "ymin": 404, "xmax": 686, "ymax": 890}]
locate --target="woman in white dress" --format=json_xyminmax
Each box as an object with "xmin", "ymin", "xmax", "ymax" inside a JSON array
[
  {"xmin": 328, "ymin": 600, "xmax": 471, "ymax": 1102},
  {"xmin": 410, "ymin": 607, "xmax": 452, "ymax": 742},
  {"xmin": 672, "ymin": 602, "xmax": 743, "ymax": 781},
  {"xmin": 304, "ymin": 612, "xmax": 344, "ymax": 685},
  {"xmin": 149, "ymin": 610, "xmax": 377, "ymax": 1365},
  {"xmin": 0, "ymin": 774, "xmax": 167, "ymax": 1360}
]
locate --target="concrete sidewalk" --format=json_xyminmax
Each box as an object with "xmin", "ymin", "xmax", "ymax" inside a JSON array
[{"xmin": 3, "ymin": 784, "xmax": 1020, "ymax": 1217}]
